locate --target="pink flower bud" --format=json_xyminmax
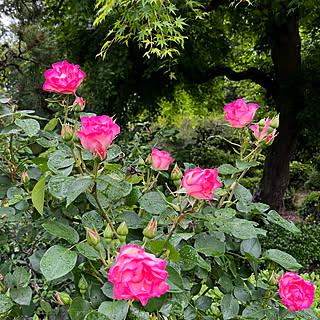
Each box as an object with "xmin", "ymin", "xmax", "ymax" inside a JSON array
[
  {"xmin": 56, "ymin": 292, "xmax": 71, "ymax": 305},
  {"xmin": 170, "ymin": 163, "xmax": 183, "ymax": 181},
  {"xmin": 61, "ymin": 125, "xmax": 73, "ymax": 141},
  {"xmin": 22, "ymin": 172, "xmax": 30, "ymax": 184},
  {"xmin": 73, "ymin": 96, "xmax": 84, "ymax": 112},
  {"xmin": 86, "ymin": 228, "xmax": 100, "ymax": 247},
  {"xmin": 94, "ymin": 147, "xmax": 106, "ymax": 161},
  {"xmin": 143, "ymin": 218, "xmax": 157, "ymax": 239}
]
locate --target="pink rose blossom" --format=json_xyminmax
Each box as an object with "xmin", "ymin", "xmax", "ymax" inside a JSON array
[
  {"xmin": 108, "ymin": 244, "xmax": 169, "ymax": 306},
  {"xmin": 0, "ymin": 274, "xmax": 2, "ymax": 280},
  {"xmin": 278, "ymin": 271, "xmax": 315, "ymax": 312},
  {"xmin": 22, "ymin": 172, "xmax": 29, "ymax": 183},
  {"xmin": 43, "ymin": 60, "xmax": 86, "ymax": 95},
  {"xmin": 224, "ymin": 98, "xmax": 259, "ymax": 128},
  {"xmin": 151, "ymin": 148, "xmax": 173, "ymax": 171},
  {"xmin": 77, "ymin": 115, "xmax": 120, "ymax": 153},
  {"xmin": 181, "ymin": 167, "xmax": 222, "ymax": 200}
]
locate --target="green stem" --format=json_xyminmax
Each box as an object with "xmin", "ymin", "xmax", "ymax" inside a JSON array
[
  {"xmin": 99, "ymin": 250, "xmax": 109, "ymax": 269},
  {"xmin": 94, "ymin": 190, "xmax": 119, "ymax": 239},
  {"xmin": 71, "ymin": 148, "xmax": 85, "ymax": 176}
]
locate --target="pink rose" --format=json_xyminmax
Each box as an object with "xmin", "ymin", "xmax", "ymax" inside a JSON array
[
  {"xmin": 250, "ymin": 119, "xmax": 277, "ymax": 144},
  {"xmin": 108, "ymin": 244, "xmax": 169, "ymax": 306},
  {"xmin": 77, "ymin": 115, "xmax": 120, "ymax": 153},
  {"xmin": 278, "ymin": 271, "xmax": 315, "ymax": 312},
  {"xmin": 181, "ymin": 167, "xmax": 222, "ymax": 199},
  {"xmin": 224, "ymin": 98, "xmax": 259, "ymax": 128},
  {"xmin": 266, "ymin": 129, "xmax": 276, "ymax": 144},
  {"xmin": 43, "ymin": 60, "xmax": 86, "ymax": 95},
  {"xmin": 151, "ymin": 148, "xmax": 172, "ymax": 171}
]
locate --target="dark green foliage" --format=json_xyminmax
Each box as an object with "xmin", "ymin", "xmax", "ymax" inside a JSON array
[
  {"xmin": 261, "ymin": 223, "xmax": 320, "ymax": 269},
  {"xmin": 304, "ymin": 170, "xmax": 320, "ymax": 190},
  {"xmin": 297, "ymin": 192, "xmax": 320, "ymax": 222},
  {"xmin": 288, "ymin": 161, "xmax": 312, "ymax": 190}
]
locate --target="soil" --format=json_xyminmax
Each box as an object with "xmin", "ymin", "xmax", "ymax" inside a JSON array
[{"xmin": 280, "ymin": 190, "xmax": 313, "ymax": 223}]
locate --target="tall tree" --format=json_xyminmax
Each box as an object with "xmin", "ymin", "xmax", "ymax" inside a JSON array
[{"xmin": 94, "ymin": 0, "xmax": 320, "ymax": 209}]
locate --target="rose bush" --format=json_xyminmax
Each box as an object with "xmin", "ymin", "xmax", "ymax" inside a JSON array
[
  {"xmin": 181, "ymin": 167, "xmax": 222, "ymax": 199},
  {"xmin": 0, "ymin": 63, "xmax": 317, "ymax": 319},
  {"xmin": 224, "ymin": 98, "xmax": 259, "ymax": 128},
  {"xmin": 108, "ymin": 245, "xmax": 169, "ymax": 306},
  {"xmin": 77, "ymin": 115, "xmax": 120, "ymax": 153},
  {"xmin": 151, "ymin": 148, "xmax": 172, "ymax": 171},
  {"xmin": 42, "ymin": 60, "xmax": 86, "ymax": 94},
  {"xmin": 278, "ymin": 271, "xmax": 315, "ymax": 312}
]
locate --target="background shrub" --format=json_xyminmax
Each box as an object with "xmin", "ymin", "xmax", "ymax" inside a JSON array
[
  {"xmin": 260, "ymin": 223, "xmax": 320, "ymax": 270},
  {"xmin": 288, "ymin": 161, "xmax": 312, "ymax": 190},
  {"xmin": 297, "ymin": 191, "xmax": 320, "ymax": 222}
]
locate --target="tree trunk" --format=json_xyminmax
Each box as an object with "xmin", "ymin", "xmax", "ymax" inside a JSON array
[{"xmin": 254, "ymin": 13, "xmax": 302, "ymax": 210}]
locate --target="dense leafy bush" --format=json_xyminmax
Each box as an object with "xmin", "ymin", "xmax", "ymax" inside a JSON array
[
  {"xmin": 261, "ymin": 223, "xmax": 320, "ymax": 268},
  {"xmin": 297, "ymin": 192, "xmax": 320, "ymax": 222},
  {"xmin": 288, "ymin": 161, "xmax": 312, "ymax": 190},
  {"xmin": 304, "ymin": 170, "xmax": 320, "ymax": 190}
]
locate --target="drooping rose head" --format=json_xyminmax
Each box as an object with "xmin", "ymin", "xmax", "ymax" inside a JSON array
[
  {"xmin": 43, "ymin": 60, "xmax": 86, "ymax": 95},
  {"xmin": 181, "ymin": 167, "xmax": 222, "ymax": 200},
  {"xmin": 278, "ymin": 271, "xmax": 315, "ymax": 312},
  {"xmin": 108, "ymin": 244, "xmax": 169, "ymax": 306},
  {"xmin": 151, "ymin": 148, "xmax": 173, "ymax": 171},
  {"xmin": 224, "ymin": 98, "xmax": 259, "ymax": 128},
  {"xmin": 77, "ymin": 115, "xmax": 120, "ymax": 153}
]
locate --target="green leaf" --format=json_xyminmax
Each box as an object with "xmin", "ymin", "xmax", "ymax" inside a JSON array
[
  {"xmin": 295, "ymin": 308, "xmax": 319, "ymax": 320},
  {"xmin": 84, "ymin": 311, "xmax": 110, "ymax": 320},
  {"xmin": 32, "ymin": 177, "xmax": 46, "ymax": 216},
  {"xmin": 15, "ymin": 118, "xmax": 40, "ymax": 136},
  {"xmin": 44, "ymin": 118, "xmax": 58, "ymax": 131},
  {"xmin": 195, "ymin": 296, "xmax": 212, "ymax": 312},
  {"xmin": 219, "ymin": 219, "xmax": 266, "ymax": 240},
  {"xmin": 42, "ymin": 221, "xmax": 79, "ymax": 244},
  {"xmin": 184, "ymin": 305, "xmax": 197, "ymax": 320},
  {"xmin": 165, "ymin": 265, "xmax": 184, "ymax": 293},
  {"xmin": 101, "ymin": 282, "xmax": 114, "ymax": 299},
  {"xmin": 40, "ymin": 245, "xmax": 77, "ymax": 281},
  {"xmin": 108, "ymin": 181, "xmax": 132, "ymax": 201},
  {"xmin": 139, "ymin": 191, "xmax": 168, "ymax": 214},
  {"xmin": 98, "ymin": 300, "xmax": 129, "ymax": 320},
  {"xmin": 235, "ymin": 160, "xmax": 259, "ymax": 171},
  {"xmin": 12, "ymin": 267, "xmax": 30, "ymax": 287},
  {"xmin": 263, "ymin": 249, "xmax": 302, "ymax": 271},
  {"xmin": 67, "ymin": 177, "xmax": 93, "ymax": 207},
  {"xmin": 81, "ymin": 210, "xmax": 104, "ymax": 231},
  {"xmin": 115, "ymin": 210, "xmax": 142, "ymax": 229},
  {"xmin": 234, "ymin": 286, "xmax": 251, "ymax": 304},
  {"xmin": 240, "ymin": 239, "xmax": 261, "ymax": 258},
  {"xmin": 150, "ymin": 240, "xmax": 180, "ymax": 262},
  {"xmin": 242, "ymin": 305, "xmax": 265, "ymax": 320},
  {"xmin": 47, "ymin": 150, "xmax": 74, "ymax": 175},
  {"xmin": 218, "ymin": 164, "xmax": 241, "ymax": 175},
  {"xmin": 106, "ymin": 145, "xmax": 122, "ymax": 161},
  {"xmin": 11, "ymin": 286, "xmax": 32, "ymax": 306},
  {"xmin": 234, "ymin": 184, "xmax": 252, "ymax": 203},
  {"xmin": 69, "ymin": 297, "xmax": 92, "ymax": 320},
  {"xmin": 194, "ymin": 234, "xmax": 225, "ymax": 257},
  {"xmin": 221, "ymin": 294, "xmax": 239, "ymax": 319},
  {"xmin": 0, "ymin": 294, "xmax": 14, "ymax": 314},
  {"xmin": 179, "ymin": 245, "xmax": 211, "ymax": 272},
  {"xmin": 266, "ymin": 210, "xmax": 301, "ymax": 235},
  {"xmin": 76, "ymin": 242, "xmax": 100, "ymax": 260}
]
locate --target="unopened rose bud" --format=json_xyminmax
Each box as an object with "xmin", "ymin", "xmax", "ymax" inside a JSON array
[
  {"xmin": 73, "ymin": 97, "xmax": 84, "ymax": 113},
  {"xmin": 170, "ymin": 164, "xmax": 183, "ymax": 181},
  {"xmin": 56, "ymin": 292, "xmax": 71, "ymax": 305},
  {"xmin": 143, "ymin": 218, "xmax": 157, "ymax": 240},
  {"xmin": 269, "ymin": 115, "xmax": 279, "ymax": 129},
  {"xmin": 78, "ymin": 275, "xmax": 88, "ymax": 291},
  {"xmin": 117, "ymin": 222, "xmax": 128, "ymax": 236},
  {"xmin": 22, "ymin": 172, "xmax": 30, "ymax": 184},
  {"xmin": 0, "ymin": 274, "xmax": 2, "ymax": 280},
  {"xmin": 103, "ymin": 224, "xmax": 113, "ymax": 244},
  {"xmin": 61, "ymin": 125, "xmax": 73, "ymax": 141},
  {"xmin": 145, "ymin": 154, "xmax": 152, "ymax": 166},
  {"xmin": 86, "ymin": 228, "xmax": 100, "ymax": 247},
  {"xmin": 94, "ymin": 147, "xmax": 106, "ymax": 162}
]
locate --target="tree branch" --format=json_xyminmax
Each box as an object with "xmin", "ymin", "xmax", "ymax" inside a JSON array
[{"xmin": 183, "ymin": 65, "xmax": 276, "ymax": 94}]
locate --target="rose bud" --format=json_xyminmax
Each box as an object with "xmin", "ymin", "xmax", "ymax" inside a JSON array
[{"xmin": 56, "ymin": 292, "xmax": 71, "ymax": 305}]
